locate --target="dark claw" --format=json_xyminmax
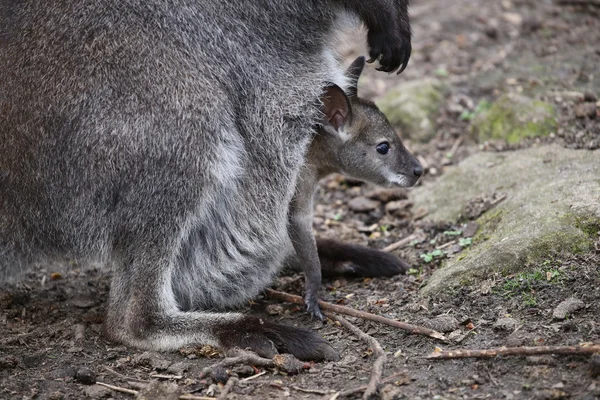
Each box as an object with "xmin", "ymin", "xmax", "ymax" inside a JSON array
[{"xmin": 305, "ymin": 293, "xmax": 324, "ymax": 321}]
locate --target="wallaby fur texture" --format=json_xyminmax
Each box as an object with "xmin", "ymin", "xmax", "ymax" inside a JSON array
[
  {"xmin": 288, "ymin": 56, "xmax": 422, "ymax": 319},
  {"xmin": 0, "ymin": 0, "xmax": 411, "ymax": 361}
]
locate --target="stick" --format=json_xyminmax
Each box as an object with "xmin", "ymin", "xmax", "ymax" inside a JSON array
[
  {"xmin": 95, "ymin": 382, "xmax": 138, "ymax": 395},
  {"xmin": 426, "ymin": 344, "xmax": 600, "ymax": 360},
  {"xmin": 265, "ymin": 289, "xmax": 447, "ymax": 341},
  {"xmin": 381, "ymin": 234, "xmax": 417, "ymax": 253},
  {"xmin": 179, "ymin": 395, "xmax": 217, "ymax": 400},
  {"xmin": 97, "ymin": 380, "xmax": 217, "ymax": 400},
  {"xmin": 199, "ymin": 351, "xmax": 274, "ymax": 379},
  {"xmin": 325, "ymin": 312, "xmax": 385, "ymax": 400},
  {"xmin": 290, "ymin": 386, "xmax": 335, "ymax": 395},
  {"xmin": 240, "ymin": 371, "xmax": 267, "ymax": 382},
  {"xmin": 217, "ymin": 377, "xmax": 238, "ymax": 400},
  {"xmin": 557, "ymin": 0, "xmax": 600, "ymax": 7},
  {"xmin": 339, "ymin": 371, "xmax": 409, "ymax": 397},
  {"xmin": 150, "ymin": 374, "xmax": 183, "ymax": 380}
]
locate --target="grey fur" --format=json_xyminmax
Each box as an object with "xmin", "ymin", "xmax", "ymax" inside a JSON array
[
  {"xmin": 288, "ymin": 57, "xmax": 422, "ymax": 319},
  {"xmin": 0, "ymin": 0, "xmax": 411, "ymax": 360}
]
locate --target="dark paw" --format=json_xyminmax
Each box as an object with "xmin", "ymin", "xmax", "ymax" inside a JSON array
[
  {"xmin": 215, "ymin": 317, "xmax": 338, "ymax": 361},
  {"xmin": 304, "ymin": 293, "xmax": 324, "ymax": 321},
  {"xmin": 367, "ymin": 29, "xmax": 411, "ymax": 74}
]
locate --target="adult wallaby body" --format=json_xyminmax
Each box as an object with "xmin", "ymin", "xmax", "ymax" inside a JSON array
[
  {"xmin": 289, "ymin": 57, "xmax": 422, "ymax": 319},
  {"xmin": 0, "ymin": 0, "xmax": 411, "ymax": 361}
]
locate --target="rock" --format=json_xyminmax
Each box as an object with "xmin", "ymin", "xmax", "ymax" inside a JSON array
[
  {"xmin": 70, "ymin": 295, "xmax": 97, "ymax": 309},
  {"xmin": 133, "ymin": 352, "xmax": 171, "ymax": 371},
  {"xmin": 135, "ymin": 381, "xmax": 181, "ymax": 400},
  {"xmin": 493, "ymin": 317, "xmax": 519, "ymax": 332},
  {"xmin": 266, "ymin": 304, "xmax": 284, "ymax": 316},
  {"xmin": 552, "ymin": 298, "xmax": 585, "ymax": 320},
  {"xmin": 348, "ymin": 196, "xmax": 380, "ymax": 213},
  {"xmin": 367, "ymin": 187, "xmax": 407, "ymax": 203},
  {"xmin": 376, "ymin": 78, "xmax": 446, "ymax": 143},
  {"xmin": 505, "ymin": 331, "xmax": 533, "ymax": 348},
  {"xmin": 590, "ymin": 354, "xmax": 600, "ymax": 378},
  {"xmin": 75, "ymin": 367, "xmax": 96, "ymax": 385},
  {"xmin": 411, "ymin": 145, "xmax": 600, "ymax": 295},
  {"xmin": 421, "ymin": 315, "xmax": 460, "ymax": 333},
  {"xmin": 463, "ymin": 222, "xmax": 480, "ymax": 238},
  {"xmin": 0, "ymin": 356, "xmax": 18, "ymax": 370},
  {"xmin": 385, "ymin": 200, "xmax": 413, "ymax": 216},
  {"xmin": 471, "ymin": 94, "xmax": 557, "ymax": 144},
  {"xmin": 380, "ymin": 383, "xmax": 404, "ymax": 400},
  {"xmin": 584, "ymin": 92, "xmax": 598, "ymax": 102},
  {"xmin": 84, "ymin": 385, "xmax": 112, "ymax": 399},
  {"xmin": 574, "ymin": 103, "xmax": 598, "ymax": 119},
  {"xmin": 166, "ymin": 361, "xmax": 189, "ymax": 376}
]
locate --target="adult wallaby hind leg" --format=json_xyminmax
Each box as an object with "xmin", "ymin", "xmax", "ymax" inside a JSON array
[{"xmin": 1, "ymin": 1, "xmax": 411, "ymax": 360}]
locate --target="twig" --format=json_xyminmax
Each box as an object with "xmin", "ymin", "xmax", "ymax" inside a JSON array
[
  {"xmin": 556, "ymin": 0, "xmax": 600, "ymax": 8},
  {"xmin": 179, "ymin": 395, "xmax": 217, "ymax": 400},
  {"xmin": 217, "ymin": 377, "xmax": 238, "ymax": 400},
  {"xmin": 339, "ymin": 371, "xmax": 409, "ymax": 397},
  {"xmin": 97, "ymin": 380, "xmax": 216, "ymax": 400},
  {"xmin": 199, "ymin": 351, "xmax": 274, "ymax": 379},
  {"xmin": 240, "ymin": 371, "xmax": 267, "ymax": 382},
  {"xmin": 290, "ymin": 386, "xmax": 335, "ymax": 395},
  {"xmin": 265, "ymin": 289, "xmax": 447, "ymax": 342},
  {"xmin": 95, "ymin": 382, "xmax": 139, "ymax": 395},
  {"xmin": 426, "ymin": 344, "xmax": 600, "ymax": 360},
  {"xmin": 448, "ymin": 136, "xmax": 463, "ymax": 158},
  {"xmin": 382, "ymin": 234, "xmax": 418, "ymax": 253},
  {"xmin": 150, "ymin": 373, "xmax": 183, "ymax": 380},
  {"xmin": 325, "ymin": 312, "xmax": 385, "ymax": 400},
  {"xmin": 102, "ymin": 365, "xmax": 150, "ymax": 383},
  {"xmin": 329, "ymin": 392, "xmax": 341, "ymax": 400}
]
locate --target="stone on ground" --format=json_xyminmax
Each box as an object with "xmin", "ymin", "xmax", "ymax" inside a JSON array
[{"xmin": 409, "ymin": 145, "xmax": 600, "ymax": 295}]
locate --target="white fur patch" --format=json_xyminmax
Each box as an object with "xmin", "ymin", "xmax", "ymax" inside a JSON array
[{"xmin": 337, "ymin": 127, "xmax": 352, "ymax": 142}]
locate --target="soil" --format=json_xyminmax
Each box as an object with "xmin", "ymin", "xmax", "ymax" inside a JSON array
[{"xmin": 1, "ymin": 0, "xmax": 599, "ymax": 399}]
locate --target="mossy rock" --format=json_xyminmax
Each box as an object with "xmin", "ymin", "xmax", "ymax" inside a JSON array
[
  {"xmin": 472, "ymin": 93, "xmax": 557, "ymax": 144},
  {"xmin": 409, "ymin": 145, "xmax": 600, "ymax": 295},
  {"xmin": 376, "ymin": 78, "xmax": 446, "ymax": 143}
]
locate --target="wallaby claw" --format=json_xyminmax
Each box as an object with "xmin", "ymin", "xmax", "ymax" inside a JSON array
[{"xmin": 305, "ymin": 295, "xmax": 324, "ymax": 321}]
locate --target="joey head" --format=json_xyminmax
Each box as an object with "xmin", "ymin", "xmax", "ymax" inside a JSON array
[{"xmin": 288, "ymin": 56, "xmax": 422, "ymax": 319}]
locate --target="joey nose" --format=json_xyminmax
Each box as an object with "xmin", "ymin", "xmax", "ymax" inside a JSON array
[{"xmin": 413, "ymin": 165, "xmax": 424, "ymax": 178}]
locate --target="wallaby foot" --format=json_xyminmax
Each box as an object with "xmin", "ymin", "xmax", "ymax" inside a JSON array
[
  {"xmin": 105, "ymin": 257, "xmax": 338, "ymax": 362},
  {"xmin": 303, "ymin": 283, "xmax": 324, "ymax": 321},
  {"xmin": 216, "ymin": 316, "xmax": 337, "ymax": 360},
  {"xmin": 317, "ymin": 239, "xmax": 411, "ymax": 278}
]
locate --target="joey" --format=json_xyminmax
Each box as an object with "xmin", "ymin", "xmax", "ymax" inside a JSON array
[{"xmin": 289, "ymin": 57, "xmax": 422, "ymax": 319}]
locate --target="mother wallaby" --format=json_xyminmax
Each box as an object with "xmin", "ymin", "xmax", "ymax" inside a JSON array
[{"xmin": 0, "ymin": 0, "xmax": 411, "ymax": 361}]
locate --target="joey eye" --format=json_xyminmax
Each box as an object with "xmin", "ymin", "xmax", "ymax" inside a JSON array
[{"xmin": 376, "ymin": 142, "xmax": 390, "ymax": 155}]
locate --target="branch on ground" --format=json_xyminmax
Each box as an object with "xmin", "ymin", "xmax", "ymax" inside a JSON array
[
  {"xmin": 325, "ymin": 312, "xmax": 385, "ymax": 400},
  {"xmin": 265, "ymin": 289, "xmax": 447, "ymax": 342},
  {"xmin": 426, "ymin": 344, "xmax": 600, "ymax": 360}
]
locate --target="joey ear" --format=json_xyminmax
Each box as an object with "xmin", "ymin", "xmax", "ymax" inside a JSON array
[
  {"xmin": 345, "ymin": 56, "xmax": 366, "ymax": 97},
  {"xmin": 321, "ymin": 84, "xmax": 352, "ymax": 132}
]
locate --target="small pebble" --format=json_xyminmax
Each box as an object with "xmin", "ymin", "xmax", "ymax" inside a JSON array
[
  {"xmin": 552, "ymin": 298, "xmax": 584, "ymax": 320},
  {"xmin": 75, "ymin": 367, "xmax": 96, "ymax": 385}
]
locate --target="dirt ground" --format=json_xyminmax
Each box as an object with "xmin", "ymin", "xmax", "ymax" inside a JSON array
[{"xmin": 1, "ymin": 0, "xmax": 599, "ymax": 399}]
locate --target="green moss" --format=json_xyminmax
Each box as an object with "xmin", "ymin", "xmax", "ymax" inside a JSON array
[
  {"xmin": 472, "ymin": 94, "xmax": 557, "ymax": 144},
  {"xmin": 575, "ymin": 215, "xmax": 600, "ymax": 239},
  {"xmin": 472, "ymin": 209, "xmax": 504, "ymax": 244}
]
